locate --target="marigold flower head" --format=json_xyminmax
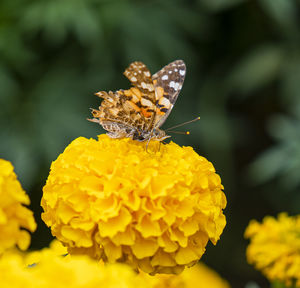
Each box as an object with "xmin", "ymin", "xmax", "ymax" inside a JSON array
[
  {"xmin": 245, "ymin": 213, "xmax": 300, "ymax": 287},
  {"xmin": 0, "ymin": 245, "xmax": 149, "ymax": 288},
  {"xmin": 139, "ymin": 262, "xmax": 230, "ymax": 288},
  {"xmin": 25, "ymin": 239, "xmax": 68, "ymax": 266},
  {"xmin": 0, "ymin": 159, "xmax": 36, "ymax": 254},
  {"xmin": 41, "ymin": 135, "xmax": 226, "ymax": 274}
]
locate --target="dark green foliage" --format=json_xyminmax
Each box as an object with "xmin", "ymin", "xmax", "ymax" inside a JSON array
[{"xmin": 0, "ymin": 0, "xmax": 299, "ymax": 286}]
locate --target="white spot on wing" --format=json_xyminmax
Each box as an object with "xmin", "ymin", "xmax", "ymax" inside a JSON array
[
  {"xmin": 161, "ymin": 75, "xmax": 168, "ymax": 80},
  {"xmin": 179, "ymin": 70, "xmax": 185, "ymax": 76},
  {"xmin": 169, "ymin": 81, "xmax": 181, "ymax": 91},
  {"xmin": 159, "ymin": 97, "xmax": 170, "ymax": 107},
  {"xmin": 144, "ymin": 71, "xmax": 151, "ymax": 77},
  {"xmin": 141, "ymin": 98, "xmax": 153, "ymax": 107},
  {"xmin": 131, "ymin": 76, "xmax": 137, "ymax": 82},
  {"xmin": 141, "ymin": 82, "xmax": 154, "ymax": 91},
  {"xmin": 147, "ymin": 84, "xmax": 154, "ymax": 91}
]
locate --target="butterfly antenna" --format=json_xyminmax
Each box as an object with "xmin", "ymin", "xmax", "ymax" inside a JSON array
[
  {"xmin": 165, "ymin": 117, "xmax": 200, "ymax": 131},
  {"xmin": 167, "ymin": 131, "xmax": 190, "ymax": 135}
]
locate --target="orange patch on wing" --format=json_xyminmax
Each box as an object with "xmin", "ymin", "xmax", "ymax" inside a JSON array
[
  {"xmin": 155, "ymin": 86, "xmax": 165, "ymax": 100},
  {"xmin": 141, "ymin": 108, "xmax": 152, "ymax": 118},
  {"xmin": 155, "ymin": 107, "xmax": 165, "ymax": 116},
  {"xmin": 131, "ymin": 87, "xmax": 142, "ymax": 98},
  {"xmin": 124, "ymin": 90, "xmax": 132, "ymax": 97},
  {"xmin": 126, "ymin": 100, "xmax": 141, "ymax": 112},
  {"xmin": 124, "ymin": 88, "xmax": 141, "ymax": 103}
]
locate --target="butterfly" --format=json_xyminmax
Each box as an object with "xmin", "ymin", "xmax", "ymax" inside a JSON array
[{"xmin": 88, "ymin": 60, "xmax": 186, "ymax": 142}]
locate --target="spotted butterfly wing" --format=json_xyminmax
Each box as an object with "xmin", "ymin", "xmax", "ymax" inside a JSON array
[
  {"xmin": 89, "ymin": 60, "xmax": 186, "ymax": 141},
  {"xmin": 123, "ymin": 61, "xmax": 155, "ymax": 95},
  {"xmin": 152, "ymin": 60, "xmax": 186, "ymax": 129},
  {"xmin": 122, "ymin": 61, "xmax": 158, "ymax": 131}
]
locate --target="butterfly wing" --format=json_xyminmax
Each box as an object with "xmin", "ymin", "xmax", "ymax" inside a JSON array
[
  {"xmin": 90, "ymin": 62, "xmax": 157, "ymax": 135},
  {"xmin": 89, "ymin": 60, "xmax": 186, "ymax": 139},
  {"xmin": 123, "ymin": 61, "xmax": 155, "ymax": 95},
  {"xmin": 123, "ymin": 61, "xmax": 157, "ymax": 131},
  {"xmin": 152, "ymin": 60, "xmax": 186, "ymax": 128}
]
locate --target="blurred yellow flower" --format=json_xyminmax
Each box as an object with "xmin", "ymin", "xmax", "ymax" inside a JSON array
[
  {"xmin": 42, "ymin": 135, "xmax": 226, "ymax": 274},
  {"xmin": 0, "ymin": 246, "xmax": 149, "ymax": 288},
  {"xmin": 25, "ymin": 239, "xmax": 68, "ymax": 266},
  {"xmin": 245, "ymin": 213, "xmax": 300, "ymax": 287},
  {"xmin": 140, "ymin": 262, "xmax": 230, "ymax": 288},
  {"xmin": 0, "ymin": 159, "xmax": 36, "ymax": 254}
]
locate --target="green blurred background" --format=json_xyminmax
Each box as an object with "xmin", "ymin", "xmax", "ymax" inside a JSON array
[{"xmin": 1, "ymin": 0, "xmax": 300, "ymax": 287}]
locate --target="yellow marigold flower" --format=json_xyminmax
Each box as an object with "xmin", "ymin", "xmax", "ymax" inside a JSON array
[
  {"xmin": 25, "ymin": 239, "xmax": 68, "ymax": 266},
  {"xmin": 41, "ymin": 135, "xmax": 226, "ymax": 274},
  {"xmin": 245, "ymin": 213, "xmax": 300, "ymax": 287},
  {"xmin": 0, "ymin": 248, "xmax": 150, "ymax": 288},
  {"xmin": 140, "ymin": 262, "xmax": 230, "ymax": 288},
  {"xmin": 0, "ymin": 253, "xmax": 34, "ymax": 288},
  {"xmin": 0, "ymin": 159, "xmax": 37, "ymax": 254}
]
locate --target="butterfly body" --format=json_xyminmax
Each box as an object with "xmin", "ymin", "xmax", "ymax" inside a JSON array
[{"xmin": 89, "ymin": 60, "xmax": 186, "ymax": 142}]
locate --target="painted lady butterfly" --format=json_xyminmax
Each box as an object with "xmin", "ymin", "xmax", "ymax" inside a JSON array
[{"xmin": 88, "ymin": 60, "xmax": 186, "ymax": 142}]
